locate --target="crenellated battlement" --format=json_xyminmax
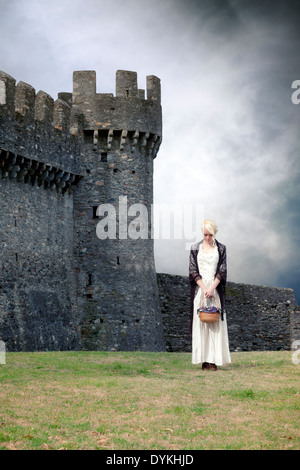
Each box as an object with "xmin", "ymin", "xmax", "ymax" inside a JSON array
[
  {"xmin": 0, "ymin": 69, "xmax": 162, "ymax": 170},
  {"xmin": 72, "ymin": 70, "xmax": 161, "ymax": 102},
  {"xmin": 0, "ymin": 71, "xmax": 83, "ymax": 134},
  {"xmin": 0, "ymin": 70, "xmax": 83, "ymax": 179},
  {"xmin": 71, "ymin": 70, "xmax": 162, "ymax": 154},
  {"xmin": 0, "ymin": 69, "xmax": 161, "ymax": 130}
]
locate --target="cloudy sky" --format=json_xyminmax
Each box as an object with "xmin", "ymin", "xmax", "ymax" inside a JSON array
[{"xmin": 1, "ymin": 0, "xmax": 299, "ymax": 302}]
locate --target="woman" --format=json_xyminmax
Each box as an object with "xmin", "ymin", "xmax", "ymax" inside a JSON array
[{"xmin": 189, "ymin": 219, "xmax": 231, "ymax": 371}]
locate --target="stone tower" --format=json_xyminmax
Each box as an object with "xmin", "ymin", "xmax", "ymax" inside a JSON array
[
  {"xmin": 0, "ymin": 68, "xmax": 165, "ymax": 352},
  {"xmin": 72, "ymin": 70, "xmax": 165, "ymax": 351}
]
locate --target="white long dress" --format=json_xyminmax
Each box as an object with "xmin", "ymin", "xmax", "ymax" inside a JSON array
[{"xmin": 192, "ymin": 244, "xmax": 231, "ymax": 366}]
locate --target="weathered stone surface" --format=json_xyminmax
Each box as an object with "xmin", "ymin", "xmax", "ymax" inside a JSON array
[
  {"xmin": 157, "ymin": 273, "xmax": 299, "ymax": 352},
  {"xmin": 0, "ymin": 68, "xmax": 164, "ymax": 352}
]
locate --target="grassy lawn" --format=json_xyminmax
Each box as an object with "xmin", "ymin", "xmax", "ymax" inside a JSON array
[{"xmin": 0, "ymin": 350, "xmax": 299, "ymax": 450}]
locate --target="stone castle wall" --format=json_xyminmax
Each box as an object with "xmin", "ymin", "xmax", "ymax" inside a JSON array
[
  {"xmin": 0, "ymin": 71, "xmax": 81, "ymax": 352},
  {"xmin": 157, "ymin": 273, "xmax": 300, "ymax": 353},
  {"xmin": 0, "ymin": 177, "xmax": 79, "ymax": 351}
]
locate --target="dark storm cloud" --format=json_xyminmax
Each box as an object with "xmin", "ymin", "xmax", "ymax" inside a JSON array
[
  {"xmin": 0, "ymin": 0, "xmax": 299, "ymax": 301},
  {"xmin": 153, "ymin": 0, "xmax": 300, "ymax": 302}
]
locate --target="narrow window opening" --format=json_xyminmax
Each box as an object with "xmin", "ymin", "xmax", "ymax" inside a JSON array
[
  {"xmin": 101, "ymin": 152, "xmax": 107, "ymax": 162},
  {"xmin": 117, "ymin": 256, "xmax": 120, "ymax": 265},
  {"xmin": 125, "ymin": 89, "xmax": 129, "ymax": 98},
  {"xmin": 92, "ymin": 206, "xmax": 98, "ymax": 219},
  {"xmin": 86, "ymin": 273, "xmax": 93, "ymax": 298},
  {"xmin": 15, "ymin": 253, "xmax": 18, "ymax": 263}
]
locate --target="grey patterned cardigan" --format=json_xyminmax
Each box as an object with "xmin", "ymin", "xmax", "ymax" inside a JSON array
[{"xmin": 189, "ymin": 239, "xmax": 227, "ymax": 335}]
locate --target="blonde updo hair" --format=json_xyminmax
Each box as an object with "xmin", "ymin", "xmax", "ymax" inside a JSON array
[{"xmin": 201, "ymin": 219, "xmax": 218, "ymax": 245}]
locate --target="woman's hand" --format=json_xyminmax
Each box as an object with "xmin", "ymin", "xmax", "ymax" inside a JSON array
[
  {"xmin": 205, "ymin": 278, "xmax": 221, "ymax": 298},
  {"xmin": 197, "ymin": 279, "xmax": 207, "ymax": 294},
  {"xmin": 205, "ymin": 287, "xmax": 215, "ymax": 298}
]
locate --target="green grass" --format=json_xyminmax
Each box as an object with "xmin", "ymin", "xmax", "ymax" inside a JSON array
[{"xmin": 0, "ymin": 351, "xmax": 299, "ymax": 450}]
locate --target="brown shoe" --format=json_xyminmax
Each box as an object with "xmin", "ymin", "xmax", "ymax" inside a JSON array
[
  {"xmin": 209, "ymin": 363, "xmax": 217, "ymax": 371},
  {"xmin": 202, "ymin": 362, "xmax": 209, "ymax": 370}
]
